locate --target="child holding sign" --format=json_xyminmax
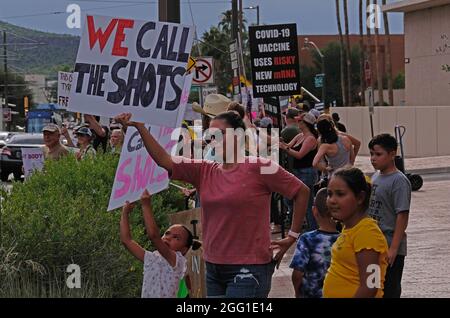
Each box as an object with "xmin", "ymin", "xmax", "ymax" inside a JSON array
[{"xmin": 120, "ymin": 190, "xmax": 201, "ymax": 298}]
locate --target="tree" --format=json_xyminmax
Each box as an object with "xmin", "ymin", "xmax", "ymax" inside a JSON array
[
  {"xmin": 373, "ymin": 0, "xmax": 385, "ymax": 105},
  {"xmin": 393, "ymin": 72, "xmax": 405, "ymax": 89},
  {"xmin": 382, "ymin": 0, "xmax": 394, "ymax": 105},
  {"xmin": 335, "ymin": 0, "xmax": 348, "ymax": 106},
  {"xmin": 343, "ymin": 0, "xmax": 353, "ymax": 105},
  {"xmin": 304, "ymin": 42, "xmax": 362, "ymax": 106},
  {"xmin": 195, "ymin": 10, "xmax": 250, "ymax": 95},
  {"xmin": 359, "ymin": 0, "xmax": 366, "ymax": 105}
]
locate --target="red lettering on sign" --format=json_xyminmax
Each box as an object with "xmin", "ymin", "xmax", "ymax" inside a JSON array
[
  {"xmin": 87, "ymin": 15, "xmax": 118, "ymax": 53},
  {"xmin": 112, "ymin": 19, "xmax": 134, "ymax": 57}
]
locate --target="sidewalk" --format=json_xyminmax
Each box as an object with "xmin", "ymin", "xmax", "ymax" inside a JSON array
[{"xmin": 269, "ymin": 155, "xmax": 450, "ymax": 298}]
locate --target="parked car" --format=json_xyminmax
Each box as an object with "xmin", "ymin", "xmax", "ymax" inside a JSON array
[
  {"xmin": 0, "ymin": 131, "xmax": 20, "ymax": 148},
  {"xmin": 0, "ymin": 133, "xmax": 44, "ymax": 181}
]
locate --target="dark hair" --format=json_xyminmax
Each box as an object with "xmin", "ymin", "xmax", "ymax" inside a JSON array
[
  {"xmin": 332, "ymin": 113, "xmax": 340, "ymax": 122},
  {"xmin": 303, "ymin": 121, "xmax": 319, "ymax": 139},
  {"xmin": 227, "ymin": 102, "xmax": 245, "ymax": 119},
  {"xmin": 213, "ymin": 111, "xmax": 246, "ymax": 131},
  {"xmin": 202, "ymin": 115, "xmax": 211, "ymax": 132},
  {"xmin": 368, "ymin": 133, "xmax": 398, "ymax": 152},
  {"xmin": 314, "ymin": 187, "xmax": 329, "ymax": 217},
  {"xmin": 286, "ymin": 108, "xmax": 299, "ymax": 119},
  {"xmin": 317, "ymin": 119, "xmax": 338, "ymax": 144},
  {"xmin": 182, "ymin": 225, "xmax": 202, "ymax": 251},
  {"xmin": 333, "ymin": 167, "xmax": 372, "ymax": 211},
  {"xmin": 302, "ymin": 100, "xmax": 311, "ymax": 112}
]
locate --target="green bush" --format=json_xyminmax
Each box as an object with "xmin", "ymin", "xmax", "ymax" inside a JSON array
[{"xmin": 0, "ymin": 153, "xmax": 185, "ymax": 297}]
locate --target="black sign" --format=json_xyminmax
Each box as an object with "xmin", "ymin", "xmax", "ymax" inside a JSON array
[
  {"xmin": 249, "ymin": 24, "xmax": 301, "ymax": 98},
  {"xmin": 263, "ymin": 96, "xmax": 281, "ymax": 128}
]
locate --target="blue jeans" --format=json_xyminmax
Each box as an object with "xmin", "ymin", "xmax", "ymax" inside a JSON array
[
  {"xmin": 287, "ymin": 167, "xmax": 318, "ymax": 231},
  {"xmin": 206, "ymin": 261, "xmax": 276, "ymax": 298}
]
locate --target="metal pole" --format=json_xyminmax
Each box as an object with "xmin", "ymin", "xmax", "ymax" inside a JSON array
[
  {"xmin": 199, "ymin": 86, "xmax": 204, "ymax": 108},
  {"xmin": 369, "ymin": 87, "xmax": 375, "ymax": 138},
  {"xmin": 2, "ymin": 31, "xmax": 8, "ymax": 131},
  {"xmin": 321, "ymin": 55, "xmax": 326, "ymax": 108},
  {"xmin": 232, "ymin": 0, "xmax": 239, "ymax": 40},
  {"xmin": 239, "ymin": 0, "xmax": 243, "ymax": 37},
  {"xmin": 305, "ymin": 38, "xmax": 326, "ymax": 108},
  {"xmin": 231, "ymin": 0, "xmax": 241, "ymax": 102},
  {"xmin": 256, "ymin": 6, "xmax": 260, "ymax": 26}
]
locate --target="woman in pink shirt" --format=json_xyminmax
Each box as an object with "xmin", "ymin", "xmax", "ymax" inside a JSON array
[{"xmin": 115, "ymin": 111, "xmax": 310, "ymax": 298}]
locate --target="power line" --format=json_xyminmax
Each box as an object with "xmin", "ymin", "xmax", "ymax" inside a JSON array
[
  {"xmin": 71, "ymin": 0, "xmax": 229, "ymax": 3},
  {"xmin": 1, "ymin": 30, "xmax": 41, "ymax": 43},
  {"xmin": 0, "ymin": 3, "xmax": 151, "ymax": 20},
  {"xmin": 0, "ymin": 0, "xmax": 231, "ymax": 19},
  {"xmin": 187, "ymin": 0, "xmax": 202, "ymax": 56}
]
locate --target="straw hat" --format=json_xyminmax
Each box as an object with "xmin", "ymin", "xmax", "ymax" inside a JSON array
[{"xmin": 192, "ymin": 94, "xmax": 231, "ymax": 118}]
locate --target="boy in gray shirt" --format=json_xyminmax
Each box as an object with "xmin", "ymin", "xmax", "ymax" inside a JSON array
[{"xmin": 368, "ymin": 134, "xmax": 411, "ymax": 298}]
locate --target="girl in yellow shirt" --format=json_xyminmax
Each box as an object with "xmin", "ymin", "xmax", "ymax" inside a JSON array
[{"xmin": 323, "ymin": 167, "xmax": 388, "ymax": 298}]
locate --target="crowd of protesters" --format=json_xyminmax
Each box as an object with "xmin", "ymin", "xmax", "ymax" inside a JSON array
[
  {"xmin": 112, "ymin": 93, "xmax": 411, "ymax": 299},
  {"xmin": 35, "ymin": 92, "xmax": 411, "ymax": 299},
  {"xmin": 41, "ymin": 114, "xmax": 125, "ymax": 163}
]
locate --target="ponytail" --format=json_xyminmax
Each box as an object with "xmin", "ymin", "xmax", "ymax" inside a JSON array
[{"xmin": 182, "ymin": 225, "xmax": 202, "ymax": 251}]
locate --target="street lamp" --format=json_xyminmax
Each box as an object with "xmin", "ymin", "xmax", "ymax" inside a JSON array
[
  {"xmin": 304, "ymin": 37, "xmax": 326, "ymax": 108},
  {"xmin": 243, "ymin": 5, "xmax": 260, "ymax": 25}
]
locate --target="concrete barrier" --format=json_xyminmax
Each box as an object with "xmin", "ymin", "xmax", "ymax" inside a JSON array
[{"xmin": 330, "ymin": 106, "xmax": 450, "ymax": 157}]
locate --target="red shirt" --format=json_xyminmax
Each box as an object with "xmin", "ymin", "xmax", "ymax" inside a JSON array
[{"xmin": 171, "ymin": 156, "xmax": 303, "ymax": 265}]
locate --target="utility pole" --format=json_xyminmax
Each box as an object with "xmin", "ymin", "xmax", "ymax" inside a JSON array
[
  {"xmin": 238, "ymin": 0, "xmax": 249, "ymax": 110},
  {"xmin": 256, "ymin": 6, "xmax": 260, "ymax": 26},
  {"xmin": 158, "ymin": 0, "xmax": 180, "ymax": 23},
  {"xmin": 232, "ymin": 0, "xmax": 239, "ymax": 40},
  {"xmin": 239, "ymin": 0, "xmax": 243, "ymax": 37},
  {"xmin": 231, "ymin": 0, "xmax": 241, "ymax": 102},
  {"xmin": 1, "ymin": 31, "xmax": 8, "ymax": 131}
]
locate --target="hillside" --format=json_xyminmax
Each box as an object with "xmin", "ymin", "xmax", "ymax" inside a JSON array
[{"xmin": 0, "ymin": 21, "xmax": 79, "ymax": 78}]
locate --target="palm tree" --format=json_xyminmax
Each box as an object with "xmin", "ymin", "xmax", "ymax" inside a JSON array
[
  {"xmin": 343, "ymin": 0, "xmax": 352, "ymax": 106},
  {"xmin": 382, "ymin": 0, "xmax": 394, "ymax": 105},
  {"xmin": 374, "ymin": 0, "xmax": 385, "ymax": 106},
  {"xmin": 359, "ymin": 0, "xmax": 366, "ymax": 105},
  {"xmin": 219, "ymin": 10, "xmax": 233, "ymax": 35},
  {"xmin": 335, "ymin": 0, "xmax": 348, "ymax": 106}
]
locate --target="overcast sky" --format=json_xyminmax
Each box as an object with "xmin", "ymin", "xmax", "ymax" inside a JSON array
[{"xmin": 0, "ymin": 0, "xmax": 404, "ymax": 36}]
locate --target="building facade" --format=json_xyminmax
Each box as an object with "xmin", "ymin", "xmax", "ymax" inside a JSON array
[{"xmin": 385, "ymin": 0, "xmax": 450, "ymax": 106}]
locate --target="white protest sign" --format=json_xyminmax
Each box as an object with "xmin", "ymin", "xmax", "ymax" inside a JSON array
[
  {"xmin": 58, "ymin": 71, "xmax": 73, "ymax": 108},
  {"xmin": 21, "ymin": 148, "xmax": 44, "ymax": 179},
  {"xmin": 201, "ymin": 86, "xmax": 218, "ymax": 102},
  {"xmin": 68, "ymin": 15, "xmax": 195, "ymax": 127},
  {"xmin": 107, "ymin": 74, "xmax": 192, "ymax": 211}
]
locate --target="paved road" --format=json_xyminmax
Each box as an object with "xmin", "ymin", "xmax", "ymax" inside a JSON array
[{"xmin": 270, "ymin": 176, "xmax": 450, "ymax": 298}]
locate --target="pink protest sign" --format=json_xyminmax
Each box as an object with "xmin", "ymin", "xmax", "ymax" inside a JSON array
[
  {"xmin": 107, "ymin": 125, "xmax": 176, "ymax": 211},
  {"xmin": 107, "ymin": 73, "xmax": 192, "ymax": 211}
]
